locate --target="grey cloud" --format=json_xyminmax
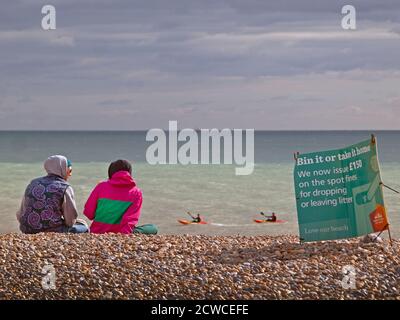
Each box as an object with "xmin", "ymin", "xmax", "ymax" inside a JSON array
[
  {"xmin": 1, "ymin": 1, "xmax": 400, "ymax": 129},
  {"xmin": 98, "ymin": 99, "xmax": 132, "ymax": 106}
]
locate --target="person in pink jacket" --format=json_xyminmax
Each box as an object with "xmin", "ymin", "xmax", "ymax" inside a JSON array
[{"xmin": 84, "ymin": 159, "xmax": 157, "ymax": 234}]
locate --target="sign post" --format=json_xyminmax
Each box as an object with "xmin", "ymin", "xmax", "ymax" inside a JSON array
[{"xmin": 294, "ymin": 136, "xmax": 391, "ymax": 242}]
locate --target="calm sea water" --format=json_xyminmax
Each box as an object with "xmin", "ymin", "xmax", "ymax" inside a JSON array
[{"xmin": 0, "ymin": 131, "xmax": 399, "ymax": 237}]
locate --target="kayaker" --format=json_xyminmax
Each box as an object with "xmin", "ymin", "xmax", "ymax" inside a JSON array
[
  {"xmin": 84, "ymin": 159, "xmax": 158, "ymax": 234},
  {"xmin": 187, "ymin": 211, "xmax": 202, "ymax": 223},
  {"xmin": 260, "ymin": 212, "xmax": 277, "ymax": 222},
  {"xmin": 16, "ymin": 155, "xmax": 88, "ymax": 234},
  {"xmin": 193, "ymin": 213, "xmax": 202, "ymax": 223}
]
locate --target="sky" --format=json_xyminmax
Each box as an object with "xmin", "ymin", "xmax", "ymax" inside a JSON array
[{"xmin": 0, "ymin": 0, "xmax": 399, "ymax": 130}]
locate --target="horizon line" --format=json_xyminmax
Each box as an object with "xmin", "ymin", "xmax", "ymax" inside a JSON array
[{"xmin": 0, "ymin": 129, "xmax": 400, "ymax": 132}]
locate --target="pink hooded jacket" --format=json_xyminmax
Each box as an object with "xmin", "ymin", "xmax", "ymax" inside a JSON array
[{"xmin": 83, "ymin": 171, "xmax": 143, "ymax": 234}]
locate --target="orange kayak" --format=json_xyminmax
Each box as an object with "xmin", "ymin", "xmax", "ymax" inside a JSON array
[
  {"xmin": 178, "ymin": 219, "xmax": 208, "ymax": 225},
  {"xmin": 254, "ymin": 219, "xmax": 287, "ymax": 224}
]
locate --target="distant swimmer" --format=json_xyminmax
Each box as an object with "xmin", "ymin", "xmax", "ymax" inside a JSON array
[{"xmin": 260, "ymin": 212, "xmax": 277, "ymax": 222}]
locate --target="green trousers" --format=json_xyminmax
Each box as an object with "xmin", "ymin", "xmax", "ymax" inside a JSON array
[{"xmin": 133, "ymin": 224, "xmax": 158, "ymax": 235}]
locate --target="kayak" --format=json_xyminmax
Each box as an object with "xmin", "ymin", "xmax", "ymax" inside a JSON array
[
  {"xmin": 254, "ymin": 219, "xmax": 287, "ymax": 224},
  {"xmin": 178, "ymin": 219, "xmax": 208, "ymax": 225}
]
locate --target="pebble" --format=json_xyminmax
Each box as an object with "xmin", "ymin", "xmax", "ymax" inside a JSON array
[{"xmin": 0, "ymin": 233, "xmax": 399, "ymax": 300}]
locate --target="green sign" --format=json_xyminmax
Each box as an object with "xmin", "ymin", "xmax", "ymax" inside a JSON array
[{"xmin": 294, "ymin": 137, "xmax": 388, "ymax": 242}]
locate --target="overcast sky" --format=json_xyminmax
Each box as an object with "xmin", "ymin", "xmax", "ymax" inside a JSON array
[{"xmin": 0, "ymin": 0, "xmax": 399, "ymax": 130}]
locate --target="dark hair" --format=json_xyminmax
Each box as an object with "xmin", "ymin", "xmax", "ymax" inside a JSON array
[{"xmin": 108, "ymin": 159, "xmax": 132, "ymax": 179}]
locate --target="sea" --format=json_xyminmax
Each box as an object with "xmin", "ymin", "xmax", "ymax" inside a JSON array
[{"xmin": 0, "ymin": 131, "xmax": 399, "ymax": 237}]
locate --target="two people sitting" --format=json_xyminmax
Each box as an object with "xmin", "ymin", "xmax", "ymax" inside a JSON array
[{"xmin": 16, "ymin": 155, "xmax": 157, "ymax": 235}]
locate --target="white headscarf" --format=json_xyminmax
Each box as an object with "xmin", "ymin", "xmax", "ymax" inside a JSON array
[{"xmin": 44, "ymin": 155, "xmax": 69, "ymax": 179}]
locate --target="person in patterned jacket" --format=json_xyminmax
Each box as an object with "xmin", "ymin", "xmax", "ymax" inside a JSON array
[{"xmin": 17, "ymin": 155, "xmax": 88, "ymax": 234}]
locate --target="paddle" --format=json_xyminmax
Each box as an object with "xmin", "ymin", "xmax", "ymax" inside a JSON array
[{"xmin": 186, "ymin": 211, "xmax": 196, "ymax": 220}]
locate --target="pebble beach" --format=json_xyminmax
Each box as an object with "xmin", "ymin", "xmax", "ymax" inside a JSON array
[{"xmin": 0, "ymin": 233, "xmax": 399, "ymax": 300}]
